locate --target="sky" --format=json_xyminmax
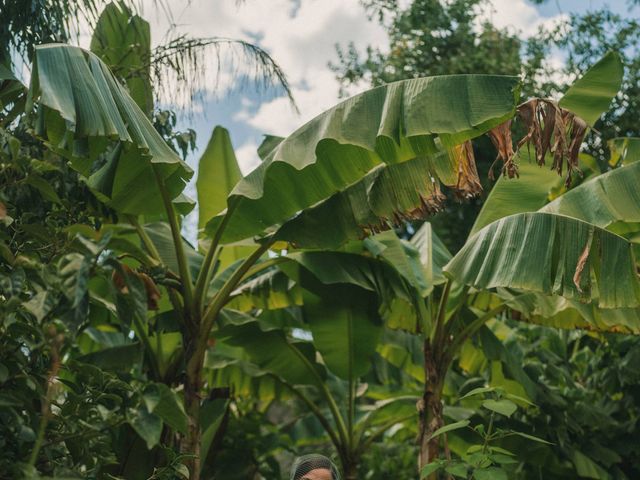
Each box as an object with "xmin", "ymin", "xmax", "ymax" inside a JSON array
[
  {"xmin": 72, "ymin": 0, "xmax": 630, "ymax": 238},
  {"xmin": 130, "ymin": 0, "xmax": 629, "ymax": 178}
]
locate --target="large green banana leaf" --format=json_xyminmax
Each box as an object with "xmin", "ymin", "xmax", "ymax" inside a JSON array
[
  {"xmin": 558, "ymin": 51, "xmax": 623, "ymax": 127},
  {"xmin": 273, "ymin": 150, "xmax": 455, "ymax": 249},
  {"xmin": 229, "ymin": 268, "xmax": 302, "ymax": 311},
  {"xmin": 470, "ymin": 160, "xmax": 560, "ymax": 236},
  {"xmin": 364, "ymin": 230, "xmax": 431, "ymax": 296},
  {"xmin": 302, "ymin": 286, "xmax": 383, "ymax": 381},
  {"xmin": 216, "ymin": 310, "xmax": 325, "ymax": 386},
  {"xmin": 197, "ymin": 126, "xmax": 242, "ymax": 229},
  {"xmin": 0, "ymin": 64, "xmax": 25, "ymax": 119},
  {"xmin": 445, "ymin": 212, "xmax": 640, "ymax": 309},
  {"xmin": 540, "ymin": 161, "xmax": 640, "ymax": 230},
  {"xmin": 205, "ymin": 75, "xmax": 520, "ymax": 243},
  {"xmin": 498, "ymin": 289, "xmax": 640, "ymax": 334},
  {"xmin": 27, "ymin": 44, "xmax": 192, "ymax": 214},
  {"xmin": 143, "ymin": 222, "xmax": 203, "ymax": 278},
  {"xmin": 410, "ymin": 222, "xmax": 452, "ymax": 287},
  {"xmin": 90, "ymin": 1, "xmax": 153, "ymax": 114},
  {"xmin": 196, "ymin": 126, "xmax": 254, "ymax": 264},
  {"xmin": 281, "ymin": 250, "xmax": 414, "ymax": 309}
]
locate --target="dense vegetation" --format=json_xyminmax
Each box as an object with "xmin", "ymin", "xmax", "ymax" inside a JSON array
[{"xmin": 1, "ymin": 1, "xmax": 640, "ymax": 479}]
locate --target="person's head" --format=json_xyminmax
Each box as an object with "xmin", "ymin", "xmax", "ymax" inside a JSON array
[{"xmin": 290, "ymin": 454, "xmax": 340, "ymax": 480}]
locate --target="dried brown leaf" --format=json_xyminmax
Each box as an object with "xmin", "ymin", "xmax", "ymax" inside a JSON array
[
  {"xmin": 112, "ymin": 264, "xmax": 161, "ymax": 310},
  {"xmin": 573, "ymin": 241, "xmax": 591, "ymax": 293},
  {"xmin": 516, "ymin": 98, "xmax": 588, "ymax": 186},
  {"xmin": 452, "ymin": 141, "xmax": 483, "ymax": 196},
  {"xmin": 487, "ymin": 120, "xmax": 517, "ymax": 179},
  {"xmin": 566, "ymin": 115, "xmax": 588, "ymax": 186}
]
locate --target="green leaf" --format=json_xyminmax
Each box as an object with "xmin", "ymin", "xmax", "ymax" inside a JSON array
[
  {"xmin": 143, "ymin": 222, "xmax": 203, "ymax": 278},
  {"xmin": 28, "ymin": 44, "xmax": 192, "ymax": 214},
  {"xmin": 571, "ymin": 450, "xmax": 609, "ymax": 479},
  {"xmin": 491, "ymin": 454, "xmax": 518, "ymax": 465},
  {"xmin": 76, "ymin": 343, "xmax": 142, "ymax": 371},
  {"xmin": 24, "ymin": 174, "xmax": 62, "ymax": 203},
  {"xmin": 459, "ymin": 386, "xmax": 495, "ymax": 400},
  {"xmin": 129, "ymin": 406, "xmax": 162, "ymax": 450},
  {"xmin": 477, "ymin": 326, "xmax": 538, "ymax": 400},
  {"xmin": 428, "ymin": 420, "xmax": 470, "ymax": 440},
  {"xmin": 196, "ymin": 126, "xmax": 253, "ymax": 265},
  {"xmin": 58, "ymin": 252, "xmax": 90, "ymax": 309},
  {"xmin": 257, "ymin": 134, "xmax": 284, "ymax": 161},
  {"xmin": 0, "ymin": 64, "xmax": 26, "ymax": 116},
  {"xmin": 410, "ymin": 222, "xmax": 452, "ymax": 286},
  {"xmin": 217, "ymin": 312, "xmax": 325, "ymax": 386},
  {"xmin": 421, "ymin": 461, "xmax": 443, "ymax": 478},
  {"xmin": 90, "ymin": 2, "xmax": 153, "ymax": 114},
  {"xmin": 608, "ymin": 137, "xmax": 640, "ymax": 166},
  {"xmin": 511, "ymin": 431, "xmax": 553, "ymax": 445},
  {"xmin": 197, "ymin": 126, "xmax": 242, "ymax": 229},
  {"xmin": 445, "ymin": 212, "xmax": 640, "ymax": 309},
  {"xmin": 147, "ymin": 383, "xmax": 188, "ymax": 434},
  {"xmin": 364, "ymin": 230, "xmax": 431, "ymax": 296},
  {"xmin": 498, "ymin": 289, "xmax": 640, "ymax": 334},
  {"xmin": 481, "ymin": 399, "xmax": 517, "ymax": 417},
  {"xmin": 200, "ymin": 398, "xmax": 229, "ymax": 463},
  {"xmin": 445, "ymin": 462, "xmax": 469, "ymax": 478},
  {"xmin": 302, "ymin": 287, "xmax": 383, "ymax": 380},
  {"xmin": 540, "ymin": 161, "xmax": 640, "ymax": 230},
  {"xmin": 273, "ymin": 151, "xmax": 452, "ymax": 249},
  {"xmin": 206, "ymin": 75, "xmax": 520, "ymax": 243},
  {"xmin": 473, "ymin": 467, "xmax": 508, "ymax": 480},
  {"xmin": 23, "ymin": 290, "xmax": 55, "ymax": 322},
  {"xmin": 470, "ymin": 159, "xmax": 559, "ymax": 236},
  {"xmin": 559, "ymin": 51, "xmax": 624, "ymax": 126}
]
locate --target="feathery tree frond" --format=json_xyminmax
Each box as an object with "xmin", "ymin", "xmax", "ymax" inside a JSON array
[{"xmin": 150, "ymin": 34, "xmax": 296, "ymax": 110}]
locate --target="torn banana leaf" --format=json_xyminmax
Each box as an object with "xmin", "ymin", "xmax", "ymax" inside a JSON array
[
  {"xmin": 540, "ymin": 161, "xmax": 640, "ymax": 231},
  {"xmin": 444, "ymin": 212, "xmax": 640, "ymax": 309},
  {"xmin": 27, "ymin": 44, "xmax": 192, "ymax": 215},
  {"xmin": 205, "ymin": 75, "xmax": 520, "ymax": 243},
  {"xmin": 499, "ymin": 289, "xmax": 640, "ymax": 334}
]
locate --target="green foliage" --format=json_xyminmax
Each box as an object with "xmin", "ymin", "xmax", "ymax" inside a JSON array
[
  {"xmin": 205, "ymin": 74, "xmax": 520, "ymax": 244},
  {"xmin": 3, "ymin": 2, "xmax": 640, "ymax": 479},
  {"xmin": 422, "ymin": 388, "xmax": 549, "ymax": 480}
]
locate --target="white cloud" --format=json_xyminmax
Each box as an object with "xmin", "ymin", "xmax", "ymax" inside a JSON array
[
  {"xmin": 131, "ymin": 0, "xmax": 572, "ymax": 140},
  {"xmin": 227, "ymin": 0, "xmax": 388, "ymax": 137},
  {"xmin": 235, "ymin": 139, "xmax": 262, "ymax": 175},
  {"xmin": 481, "ymin": 0, "xmax": 567, "ymax": 38}
]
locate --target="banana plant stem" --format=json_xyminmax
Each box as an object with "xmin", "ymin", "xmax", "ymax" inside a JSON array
[
  {"xmin": 193, "ymin": 210, "xmax": 233, "ymax": 316},
  {"xmin": 152, "ymin": 167, "xmax": 194, "ymax": 312},
  {"xmin": 288, "ymin": 343, "xmax": 351, "ymax": 452},
  {"xmin": 130, "ymin": 215, "xmax": 186, "ymax": 323},
  {"xmin": 272, "ymin": 374, "xmax": 342, "ymax": 451}
]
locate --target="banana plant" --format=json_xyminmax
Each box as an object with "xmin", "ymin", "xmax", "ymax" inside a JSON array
[
  {"xmin": 220, "ymin": 52, "xmax": 637, "ymax": 479},
  {"xmin": 210, "ymin": 301, "xmax": 417, "ymax": 479},
  {"xmin": 24, "ymin": 33, "xmax": 525, "ymax": 478}
]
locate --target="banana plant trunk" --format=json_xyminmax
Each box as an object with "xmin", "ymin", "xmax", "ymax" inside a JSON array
[
  {"xmin": 418, "ymin": 340, "xmax": 446, "ymax": 477},
  {"xmin": 344, "ymin": 466, "xmax": 358, "ymax": 480},
  {"xmin": 343, "ymin": 456, "xmax": 359, "ymax": 480},
  {"xmin": 183, "ymin": 337, "xmax": 203, "ymax": 480}
]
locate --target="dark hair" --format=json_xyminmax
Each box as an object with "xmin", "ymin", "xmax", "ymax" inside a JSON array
[{"xmin": 290, "ymin": 454, "xmax": 340, "ymax": 480}]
